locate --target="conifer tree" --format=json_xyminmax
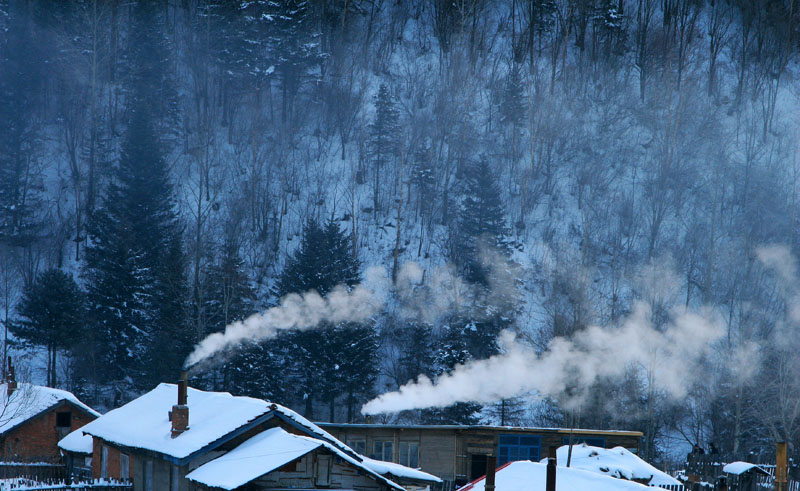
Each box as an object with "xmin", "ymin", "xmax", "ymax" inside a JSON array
[
  {"xmin": 14, "ymin": 269, "xmax": 84, "ymax": 387},
  {"xmin": 277, "ymin": 219, "xmax": 378, "ymax": 420},
  {"xmin": 367, "ymin": 84, "xmax": 400, "ymax": 216},
  {"xmin": 0, "ymin": 1, "xmax": 45, "ymax": 247},
  {"xmin": 421, "ymin": 324, "xmax": 482, "ymax": 425},
  {"xmin": 82, "ymin": 96, "xmax": 189, "ymax": 396},
  {"xmin": 452, "ymin": 159, "xmax": 510, "ymax": 286}
]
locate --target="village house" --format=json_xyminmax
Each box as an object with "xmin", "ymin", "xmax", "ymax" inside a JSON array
[
  {"xmin": 319, "ymin": 423, "xmax": 643, "ymax": 489},
  {"xmin": 0, "ymin": 361, "xmax": 99, "ymax": 463},
  {"xmin": 72, "ymin": 380, "xmax": 441, "ymax": 491}
]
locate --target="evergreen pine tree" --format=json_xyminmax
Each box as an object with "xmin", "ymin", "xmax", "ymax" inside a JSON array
[
  {"xmin": 452, "ymin": 159, "xmax": 510, "ymax": 286},
  {"xmin": 13, "ymin": 269, "xmax": 84, "ymax": 387},
  {"xmin": 421, "ymin": 324, "xmax": 482, "ymax": 425},
  {"xmin": 82, "ymin": 97, "xmax": 189, "ymax": 397},
  {"xmin": 122, "ymin": 1, "xmax": 178, "ymax": 132},
  {"xmin": 367, "ymin": 84, "xmax": 400, "ymax": 216},
  {"xmin": 277, "ymin": 219, "xmax": 378, "ymax": 421},
  {"xmin": 0, "ymin": 1, "xmax": 45, "ymax": 247}
]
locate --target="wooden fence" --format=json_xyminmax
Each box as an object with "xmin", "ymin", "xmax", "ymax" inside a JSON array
[
  {"xmin": 0, "ymin": 462, "xmax": 67, "ymax": 482},
  {"xmin": 0, "ymin": 478, "xmax": 132, "ymax": 490}
]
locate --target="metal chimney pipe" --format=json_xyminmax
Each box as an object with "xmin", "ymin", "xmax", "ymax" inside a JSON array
[
  {"xmin": 177, "ymin": 371, "xmax": 188, "ymax": 405},
  {"xmin": 546, "ymin": 458, "xmax": 556, "ymax": 491},
  {"xmin": 485, "ymin": 456, "xmax": 497, "ymax": 491},
  {"xmin": 171, "ymin": 372, "xmax": 189, "ymax": 438}
]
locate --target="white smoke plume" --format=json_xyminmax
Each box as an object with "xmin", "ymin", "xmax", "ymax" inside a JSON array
[
  {"xmin": 362, "ymin": 301, "xmax": 726, "ymax": 414},
  {"xmin": 184, "ymin": 266, "xmax": 390, "ymax": 370}
]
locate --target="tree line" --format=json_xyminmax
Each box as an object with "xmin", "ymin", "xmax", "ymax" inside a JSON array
[{"xmin": 2, "ymin": 0, "xmax": 800, "ymax": 462}]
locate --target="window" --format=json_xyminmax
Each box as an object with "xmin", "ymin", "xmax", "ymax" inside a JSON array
[
  {"xmin": 144, "ymin": 460, "xmax": 154, "ymax": 491},
  {"xmin": 170, "ymin": 464, "xmax": 180, "ymax": 491},
  {"xmin": 371, "ymin": 440, "xmax": 393, "ymax": 461},
  {"xmin": 399, "ymin": 441, "xmax": 419, "ymax": 468},
  {"xmin": 120, "ymin": 453, "xmax": 130, "ymax": 480},
  {"xmin": 561, "ymin": 437, "xmax": 606, "ymax": 448},
  {"xmin": 497, "ymin": 435, "xmax": 541, "ymax": 466},
  {"xmin": 347, "ymin": 439, "xmax": 367, "ymax": 455},
  {"xmin": 100, "ymin": 446, "xmax": 108, "ymax": 479},
  {"xmin": 56, "ymin": 411, "xmax": 71, "ymax": 428}
]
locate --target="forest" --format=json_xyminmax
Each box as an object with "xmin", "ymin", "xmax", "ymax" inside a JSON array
[{"xmin": 1, "ymin": 0, "xmax": 800, "ymax": 462}]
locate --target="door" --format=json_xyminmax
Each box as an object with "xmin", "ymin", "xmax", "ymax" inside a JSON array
[
  {"xmin": 316, "ymin": 455, "xmax": 332, "ymax": 486},
  {"xmin": 470, "ymin": 454, "xmax": 488, "ymax": 481}
]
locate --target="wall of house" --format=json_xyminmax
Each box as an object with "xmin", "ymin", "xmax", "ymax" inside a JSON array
[
  {"xmin": 91, "ymin": 439, "xmax": 136, "ymax": 481},
  {"xmin": 322, "ymin": 426, "xmax": 643, "ymax": 488},
  {"xmin": 0, "ymin": 402, "xmax": 96, "ymax": 463},
  {"xmin": 248, "ymin": 449, "xmax": 388, "ymax": 491}
]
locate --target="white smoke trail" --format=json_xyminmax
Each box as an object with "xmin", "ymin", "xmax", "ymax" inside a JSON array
[
  {"xmin": 361, "ymin": 301, "xmax": 726, "ymax": 414},
  {"xmin": 184, "ymin": 266, "xmax": 390, "ymax": 369}
]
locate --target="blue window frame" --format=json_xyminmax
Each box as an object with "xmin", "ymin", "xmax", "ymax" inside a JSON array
[
  {"xmin": 498, "ymin": 434, "xmax": 541, "ymax": 466},
  {"xmin": 561, "ymin": 437, "xmax": 606, "ymax": 448}
]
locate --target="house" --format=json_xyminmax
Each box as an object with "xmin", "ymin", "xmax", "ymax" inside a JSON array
[
  {"xmin": 318, "ymin": 423, "xmax": 643, "ymax": 488},
  {"xmin": 457, "ymin": 460, "xmax": 652, "ymax": 491},
  {"xmin": 74, "ymin": 380, "xmax": 441, "ymax": 491},
  {"xmin": 0, "ymin": 363, "xmax": 99, "ymax": 463}
]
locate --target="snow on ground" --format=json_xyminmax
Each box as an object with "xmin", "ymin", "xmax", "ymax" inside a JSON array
[
  {"xmin": 550, "ymin": 444, "xmax": 680, "ymax": 486},
  {"xmin": 459, "ymin": 460, "xmax": 651, "ymax": 491},
  {"xmin": 0, "ymin": 383, "xmax": 100, "ymax": 435}
]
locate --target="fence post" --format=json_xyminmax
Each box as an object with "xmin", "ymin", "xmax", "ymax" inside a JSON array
[{"xmin": 776, "ymin": 442, "xmax": 788, "ymax": 491}]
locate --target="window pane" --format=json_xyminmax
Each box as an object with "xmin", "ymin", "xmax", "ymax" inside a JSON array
[
  {"xmin": 409, "ymin": 443, "xmax": 419, "ymax": 468},
  {"xmin": 399, "ymin": 442, "xmax": 409, "ymax": 466},
  {"xmin": 383, "ymin": 441, "xmax": 393, "ymax": 461},
  {"xmin": 372, "ymin": 441, "xmax": 382, "ymax": 459},
  {"xmin": 120, "ymin": 454, "xmax": 129, "ymax": 480},
  {"xmin": 520, "ymin": 437, "xmax": 539, "ymax": 446},
  {"xmin": 499, "ymin": 435, "xmax": 518, "ymax": 445},
  {"xmin": 145, "ymin": 461, "xmax": 153, "ymax": 491}
]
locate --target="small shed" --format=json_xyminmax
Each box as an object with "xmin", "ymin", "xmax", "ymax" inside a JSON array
[
  {"xmin": 721, "ymin": 461, "xmax": 772, "ymax": 491},
  {"xmin": 0, "ymin": 378, "xmax": 99, "ymax": 463}
]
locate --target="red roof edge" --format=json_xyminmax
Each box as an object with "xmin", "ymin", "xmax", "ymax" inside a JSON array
[{"xmin": 458, "ymin": 461, "xmax": 516, "ymax": 491}]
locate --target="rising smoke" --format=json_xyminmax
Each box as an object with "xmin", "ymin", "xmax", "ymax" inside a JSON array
[
  {"xmin": 184, "ymin": 266, "xmax": 390, "ymax": 370},
  {"xmin": 361, "ymin": 301, "xmax": 727, "ymax": 414},
  {"xmin": 184, "ymin": 261, "xmax": 499, "ymax": 370}
]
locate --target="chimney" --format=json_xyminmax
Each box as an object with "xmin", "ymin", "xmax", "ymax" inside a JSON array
[
  {"xmin": 170, "ymin": 372, "xmax": 189, "ymax": 438},
  {"xmin": 485, "ymin": 456, "xmax": 497, "ymax": 491},
  {"xmin": 6, "ymin": 357, "xmax": 16, "ymax": 397},
  {"xmin": 546, "ymin": 457, "xmax": 556, "ymax": 491}
]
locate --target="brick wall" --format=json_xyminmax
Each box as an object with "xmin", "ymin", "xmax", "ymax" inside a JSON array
[
  {"xmin": 0, "ymin": 402, "xmax": 96, "ymax": 463},
  {"xmin": 91, "ymin": 439, "xmax": 135, "ymax": 481}
]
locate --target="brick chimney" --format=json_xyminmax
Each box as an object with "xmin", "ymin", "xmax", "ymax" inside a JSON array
[
  {"xmin": 6, "ymin": 357, "xmax": 16, "ymax": 397},
  {"xmin": 170, "ymin": 373, "xmax": 189, "ymax": 438}
]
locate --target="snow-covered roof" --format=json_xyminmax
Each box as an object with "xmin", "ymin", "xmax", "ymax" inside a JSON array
[
  {"xmin": 0, "ymin": 383, "xmax": 99, "ymax": 436},
  {"xmin": 58, "ymin": 428, "xmax": 94, "ymax": 455},
  {"xmin": 186, "ymin": 427, "xmax": 405, "ymax": 491},
  {"xmin": 550, "ymin": 444, "xmax": 680, "ymax": 486},
  {"xmin": 361, "ymin": 456, "xmax": 442, "ymax": 483},
  {"xmin": 723, "ymin": 461, "xmax": 771, "ymax": 476},
  {"xmin": 459, "ymin": 460, "xmax": 651, "ymax": 491},
  {"xmin": 185, "ymin": 427, "xmax": 322, "ymax": 490},
  {"xmin": 79, "ymin": 383, "xmax": 272, "ymax": 460}
]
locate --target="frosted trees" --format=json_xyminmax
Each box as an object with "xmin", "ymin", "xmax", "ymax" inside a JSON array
[{"xmin": 367, "ymin": 84, "xmax": 401, "ymax": 217}]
